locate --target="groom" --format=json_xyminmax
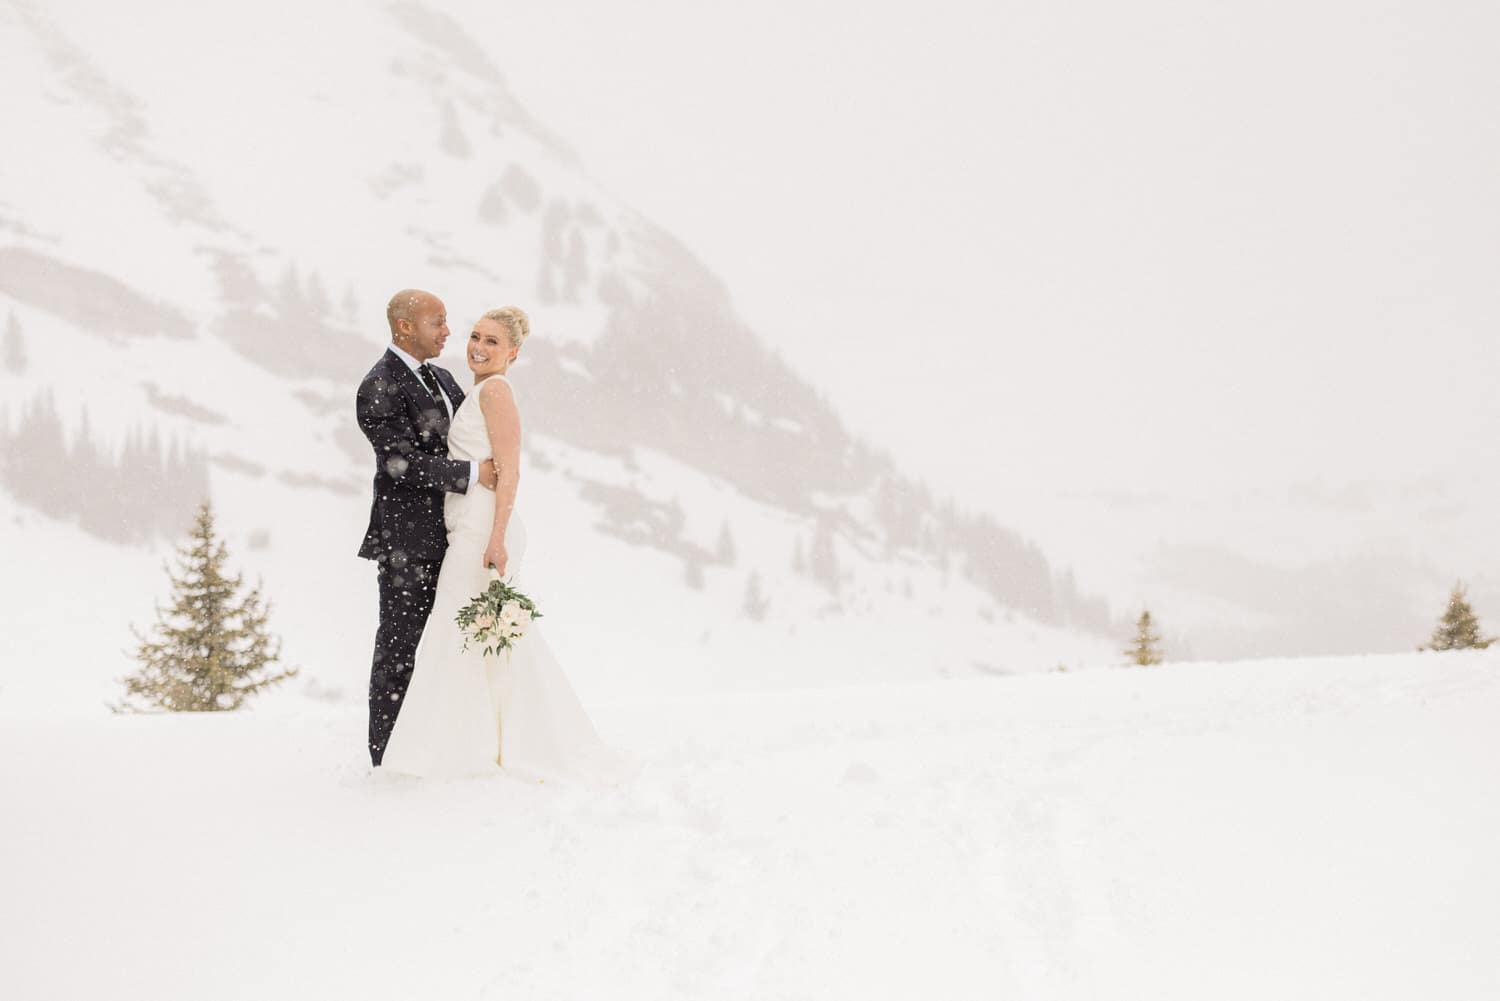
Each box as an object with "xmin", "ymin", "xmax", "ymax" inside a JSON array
[{"xmin": 356, "ymin": 289, "xmax": 496, "ymax": 766}]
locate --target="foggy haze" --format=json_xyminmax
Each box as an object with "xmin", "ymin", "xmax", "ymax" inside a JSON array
[
  {"xmin": 486, "ymin": 0, "xmax": 1500, "ymax": 647},
  {"xmin": 5, "ymin": 6, "xmax": 1499, "ymax": 993},
  {"xmin": 493, "ymin": 0, "xmax": 1500, "ymax": 490},
  {"xmin": 5, "ymin": 0, "xmax": 1498, "ymax": 662}
]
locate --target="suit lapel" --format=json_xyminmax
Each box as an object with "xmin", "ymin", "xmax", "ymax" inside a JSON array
[
  {"xmin": 434, "ymin": 366, "xmax": 466, "ymax": 411},
  {"xmin": 384, "ymin": 349, "xmax": 451, "ymax": 440}
]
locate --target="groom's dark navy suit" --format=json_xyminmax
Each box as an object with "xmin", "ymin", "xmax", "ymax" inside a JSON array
[{"xmin": 356, "ymin": 348, "xmax": 471, "ymax": 765}]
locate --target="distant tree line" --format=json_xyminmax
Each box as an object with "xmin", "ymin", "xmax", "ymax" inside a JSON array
[{"xmin": 0, "ymin": 392, "xmax": 209, "ymax": 543}]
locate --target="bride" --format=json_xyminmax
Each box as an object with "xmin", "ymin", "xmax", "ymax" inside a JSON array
[{"xmin": 382, "ymin": 306, "xmax": 604, "ymax": 780}]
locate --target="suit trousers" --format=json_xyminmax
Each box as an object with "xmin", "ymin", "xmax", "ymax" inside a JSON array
[{"xmin": 369, "ymin": 557, "xmax": 443, "ymax": 766}]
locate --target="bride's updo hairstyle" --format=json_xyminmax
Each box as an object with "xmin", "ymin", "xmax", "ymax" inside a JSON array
[{"xmin": 484, "ymin": 306, "xmax": 530, "ymax": 353}]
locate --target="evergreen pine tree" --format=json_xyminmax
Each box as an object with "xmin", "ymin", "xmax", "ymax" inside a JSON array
[
  {"xmin": 743, "ymin": 572, "xmax": 769, "ymax": 622},
  {"xmin": 305, "ymin": 270, "xmax": 331, "ymax": 319},
  {"xmin": 116, "ymin": 427, "xmax": 150, "ymax": 543},
  {"xmin": 3, "ymin": 312, "xmax": 24, "ymax": 374},
  {"xmin": 684, "ymin": 556, "xmax": 705, "ymax": 590},
  {"xmin": 537, "ymin": 261, "xmax": 557, "ymax": 303},
  {"xmin": 478, "ymin": 182, "xmax": 509, "ymax": 226},
  {"xmin": 1126, "ymin": 609, "xmax": 1164, "ymax": 666},
  {"xmin": 439, "ymin": 99, "xmax": 472, "ymax": 158},
  {"xmin": 666, "ymin": 496, "xmax": 686, "ymax": 537},
  {"xmin": 7, "ymin": 393, "xmax": 66, "ymax": 512},
  {"xmin": 1421, "ymin": 581, "xmax": 1495, "ymax": 651},
  {"xmin": 276, "ymin": 263, "xmax": 306, "ymax": 317},
  {"xmin": 140, "ymin": 427, "xmax": 165, "ymax": 539},
  {"xmin": 716, "ymin": 520, "xmax": 736, "ymax": 565},
  {"xmin": 809, "ymin": 520, "xmax": 839, "ymax": 594},
  {"xmin": 113, "ymin": 501, "xmax": 296, "ymax": 712},
  {"xmin": 563, "ymin": 229, "xmax": 589, "ymax": 301},
  {"xmin": 71, "ymin": 410, "xmax": 108, "ymax": 539}
]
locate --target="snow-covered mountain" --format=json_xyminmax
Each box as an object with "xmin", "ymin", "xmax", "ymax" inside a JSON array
[{"xmin": 0, "ymin": 0, "xmax": 1120, "ymax": 708}]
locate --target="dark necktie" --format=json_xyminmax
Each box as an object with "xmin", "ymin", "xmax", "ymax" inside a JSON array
[{"xmin": 416, "ymin": 363, "xmax": 446, "ymax": 410}]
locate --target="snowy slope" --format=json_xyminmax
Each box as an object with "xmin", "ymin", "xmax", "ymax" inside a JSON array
[
  {"xmin": 3, "ymin": 648, "xmax": 1497, "ymax": 1000},
  {"xmin": 0, "ymin": 0, "xmax": 1120, "ymax": 705}
]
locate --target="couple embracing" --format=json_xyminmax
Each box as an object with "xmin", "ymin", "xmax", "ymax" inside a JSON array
[{"xmin": 355, "ymin": 289, "xmax": 602, "ymax": 780}]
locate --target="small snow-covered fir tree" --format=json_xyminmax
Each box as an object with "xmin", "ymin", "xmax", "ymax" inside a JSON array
[
  {"xmin": 1126, "ymin": 610, "xmax": 1164, "ymax": 666},
  {"xmin": 305, "ymin": 270, "xmax": 331, "ymax": 319},
  {"xmin": 537, "ymin": 260, "xmax": 558, "ymax": 303},
  {"xmin": 113, "ymin": 501, "xmax": 296, "ymax": 712},
  {"xmin": 1421, "ymin": 581, "xmax": 1495, "ymax": 651},
  {"xmin": 743, "ymin": 571, "xmax": 769, "ymax": 622},
  {"xmin": 340, "ymin": 283, "xmax": 360, "ymax": 325},
  {"xmin": 716, "ymin": 520, "xmax": 736, "ymax": 565},
  {"xmin": 809, "ymin": 520, "xmax": 839, "ymax": 594},
  {"xmin": 3, "ymin": 311, "xmax": 24, "ymax": 374},
  {"xmin": 275, "ymin": 263, "xmax": 306, "ymax": 317}
]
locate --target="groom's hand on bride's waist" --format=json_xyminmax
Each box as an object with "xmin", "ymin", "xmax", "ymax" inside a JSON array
[{"xmin": 478, "ymin": 458, "xmax": 498, "ymax": 490}]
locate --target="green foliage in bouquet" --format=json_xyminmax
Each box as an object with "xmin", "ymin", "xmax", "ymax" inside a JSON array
[{"xmin": 455, "ymin": 572, "xmax": 544, "ymax": 657}]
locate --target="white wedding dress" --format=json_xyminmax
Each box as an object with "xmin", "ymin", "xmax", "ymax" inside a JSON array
[{"xmin": 382, "ymin": 374, "xmax": 606, "ymax": 781}]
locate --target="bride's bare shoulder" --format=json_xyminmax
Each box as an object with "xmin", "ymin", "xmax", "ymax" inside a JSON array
[
  {"xmin": 477, "ymin": 376, "xmax": 517, "ymax": 417},
  {"xmin": 478, "ymin": 375, "xmax": 514, "ymax": 400}
]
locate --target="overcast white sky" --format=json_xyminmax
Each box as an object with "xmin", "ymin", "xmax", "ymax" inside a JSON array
[{"xmin": 486, "ymin": 0, "xmax": 1498, "ymax": 510}]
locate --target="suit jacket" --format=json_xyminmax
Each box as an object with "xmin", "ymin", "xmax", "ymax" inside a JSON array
[{"xmin": 355, "ymin": 348, "xmax": 471, "ymax": 564}]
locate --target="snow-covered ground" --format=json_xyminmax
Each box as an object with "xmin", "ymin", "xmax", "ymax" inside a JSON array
[{"xmin": 4, "ymin": 649, "xmax": 1496, "ymax": 1000}]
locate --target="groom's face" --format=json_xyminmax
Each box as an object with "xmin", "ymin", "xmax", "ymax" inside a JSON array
[{"xmin": 400, "ymin": 295, "xmax": 450, "ymax": 361}]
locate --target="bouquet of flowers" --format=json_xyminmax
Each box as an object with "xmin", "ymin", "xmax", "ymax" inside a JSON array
[{"xmin": 455, "ymin": 569, "xmax": 543, "ymax": 657}]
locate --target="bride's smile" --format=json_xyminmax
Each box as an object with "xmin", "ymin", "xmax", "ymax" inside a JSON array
[{"xmin": 467, "ymin": 318, "xmax": 516, "ymax": 380}]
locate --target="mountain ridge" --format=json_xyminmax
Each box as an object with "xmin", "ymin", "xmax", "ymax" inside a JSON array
[{"xmin": 0, "ymin": 0, "xmax": 1120, "ymax": 701}]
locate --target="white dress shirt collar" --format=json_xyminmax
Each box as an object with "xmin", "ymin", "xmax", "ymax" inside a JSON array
[
  {"xmin": 388, "ymin": 342, "xmax": 456, "ymax": 418},
  {"xmin": 387, "ymin": 341, "xmax": 426, "ymax": 373}
]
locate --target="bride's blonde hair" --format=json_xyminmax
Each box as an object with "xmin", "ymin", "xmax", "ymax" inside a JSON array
[{"xmin": 484, "ymin": 306, "xmax": 530, "ymax": 351}]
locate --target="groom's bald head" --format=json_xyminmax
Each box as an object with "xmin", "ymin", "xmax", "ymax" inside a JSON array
[
  {"xmin": 387, "ymin": 288, "xmax": 438, "ymax": 331},
  {"xmin": 386, "ymin": 288, "xmax": 449, "ymax": 361}
]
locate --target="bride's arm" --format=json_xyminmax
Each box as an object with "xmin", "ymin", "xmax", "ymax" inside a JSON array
[{"xmin": 478, "ymin": 378, "xmax": 522, "ymax": 573}]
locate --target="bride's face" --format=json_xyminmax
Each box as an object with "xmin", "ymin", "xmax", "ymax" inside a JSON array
[{"xmin": 467, "ymin": 318, "xmax": 516, "ymax": 378}]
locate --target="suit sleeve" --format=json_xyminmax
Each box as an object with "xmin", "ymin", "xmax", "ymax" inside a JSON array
[{"xmin": 356, "ymin": 373, "xmax": 471, "ymax": 494}]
